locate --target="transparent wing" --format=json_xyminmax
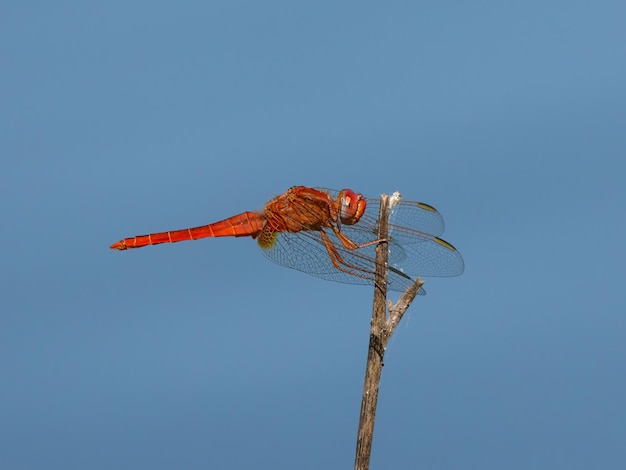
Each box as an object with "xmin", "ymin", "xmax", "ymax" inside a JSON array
[
  {"xmin": 340, "ymin": 224, "xmax": 464, "ymax": 278},
  {"xmin": 365, "ymin": 198, "xmax": 446, "ymax": 239},
  {"xmin": 259, "ymin": 228, "xmax": 426, "ymax": 293}
]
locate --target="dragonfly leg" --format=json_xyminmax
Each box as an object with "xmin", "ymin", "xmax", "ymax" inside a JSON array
[
  {"xmin": 331, "ymin": 225, "xmax": 387, "ymax": 251},
  {"xmin": 319, "ymin": 230, "xmax": 377, "ymax": 281},
  {"xmin": 324, "ymin": 228, "xmax": 413, "ymax": 291}
]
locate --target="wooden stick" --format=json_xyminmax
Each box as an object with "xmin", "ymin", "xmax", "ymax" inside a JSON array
[{"xmin": 354, "ymin": 193, "xmax": 424, "ymax": 470}]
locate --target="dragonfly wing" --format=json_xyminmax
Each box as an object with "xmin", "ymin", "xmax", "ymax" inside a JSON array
[
  {"xmin": 365, "ymin": 199, "xmax": 446, "ymax": 238},
  {"xmin": 338, "ymin": 222, "xmax": 464, "ymax": 278},
  {"xmin": 388, "ymin": 236, "xmax": 465, "ymax": 277},
  {"xmin": 339, "ymin": 196, "xmax": 464, "ymax": 278},
  {"xmin": 258, "ymin": 229, "xmax": 425, "ymax": 293},
  {"xmin": 259, "ymin": 230, "xmax": 372, "ymax": 285}
]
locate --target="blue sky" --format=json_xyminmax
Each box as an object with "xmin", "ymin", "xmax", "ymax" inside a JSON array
[{"xmin": 2, "ymin": 1, "xmax": 625, "ymax": 468}]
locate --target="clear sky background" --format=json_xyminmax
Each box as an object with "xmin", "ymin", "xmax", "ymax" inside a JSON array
[{"xmin": 2, "ymin": 1, "xmax": 625, "ymax": 469}]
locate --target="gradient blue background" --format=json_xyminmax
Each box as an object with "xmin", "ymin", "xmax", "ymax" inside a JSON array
[{"xmin": 2, "ymin": 1, "xmax": 625, "ymax": 468}]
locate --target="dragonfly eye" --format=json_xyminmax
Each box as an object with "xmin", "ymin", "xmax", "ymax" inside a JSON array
[{"xmin": 339, "ymin": 189, "xmax": 366, "ymax": 225}]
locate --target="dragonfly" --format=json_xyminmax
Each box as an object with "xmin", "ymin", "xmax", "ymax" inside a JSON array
[{"xmin": 110, "ymin": 186, "xmax": 464, "ymax": 293}]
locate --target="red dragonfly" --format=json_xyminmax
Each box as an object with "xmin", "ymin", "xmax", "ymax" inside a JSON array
[{"xmin": 110, "ymin": 186, "xmax": 464, "ymax": 293}]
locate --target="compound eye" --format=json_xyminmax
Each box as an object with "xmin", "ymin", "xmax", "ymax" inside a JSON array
[{"xmin": 339, "ymin": 189, "xmax": 366, "ymax": 225}]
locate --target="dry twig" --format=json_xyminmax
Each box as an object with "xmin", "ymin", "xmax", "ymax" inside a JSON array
[{"xmin": 354, "ymin": 193, "xmax": 424, "ymax": 470}]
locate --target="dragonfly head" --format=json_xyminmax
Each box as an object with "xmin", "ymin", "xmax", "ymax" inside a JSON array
[{"xmin": 338, "ymin": 189, "xmax": 366, "ymax": 225}]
